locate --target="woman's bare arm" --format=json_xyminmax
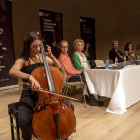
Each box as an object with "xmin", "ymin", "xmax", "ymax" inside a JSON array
[
  {"xmin": 45, "ymin": 45, "xmax": 61, "ymax": 69},
  {"xmin": 9, "ymin": 59, "xmax": 41, "ymax": 90},
  {"xmin": 9, "ymin": 59, "xmax": 30, "ymax": 79},
  {"xmin": 46, "ymin": 56, "xmax": 61, "ymax": 69}
]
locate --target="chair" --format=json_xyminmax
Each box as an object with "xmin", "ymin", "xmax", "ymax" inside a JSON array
[
  {"xmin": 95, "ymin": 60, "xmax": 105, "ymax": 66},
  {"xmin": 61, "ymin": 67, "xmax": 87, "ymax": 108},
  {"xmin": 8, "ymin": 102, "xmax": 20, "ymax": 140}
]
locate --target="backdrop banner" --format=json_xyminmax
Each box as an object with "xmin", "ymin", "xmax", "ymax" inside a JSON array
[
  {"xmin": 39, "ymin": 9, "xmax": 63, "ymax": 59},
  {"xmin": 80, "ymin": 17, "xmax": 96, "ymax": 61},
  {"xmin": 0, "ymin": 0, "xmax": 18, "ymax": 90}
]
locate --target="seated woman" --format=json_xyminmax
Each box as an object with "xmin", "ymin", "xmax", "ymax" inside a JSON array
[
  {"xmin": 9, "ymin": 32, "xmax": 74, "ymax": 140},
  {"xmin": 124, "ymin": 42, "xmax": 135, "ymax": 61},
  {"xmin": 72, "ymin": 39, "xmax": 90, "ymax": 70}
]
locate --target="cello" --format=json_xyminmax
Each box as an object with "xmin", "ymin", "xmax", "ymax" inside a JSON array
[{"xmin": 30, "ymin": 42, "xmax": 76, "ymax": 140}]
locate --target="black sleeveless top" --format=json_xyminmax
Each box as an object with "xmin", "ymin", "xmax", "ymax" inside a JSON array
[
  {"xmin": 21, "ymin": 63, "xmax": 43, "ymax": 82},
  {"xmin": 20, "ymin": 63, "xmax": 43, "ymax": 98}
]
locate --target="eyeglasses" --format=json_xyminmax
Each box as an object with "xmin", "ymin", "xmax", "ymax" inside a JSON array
[
  {"xmin": 61, "ymin": 46, "xmax": 68, "ymax": 49},
  {"xmin": 31, "ymin": 44, "xmax": 41, "ymax": 49}
]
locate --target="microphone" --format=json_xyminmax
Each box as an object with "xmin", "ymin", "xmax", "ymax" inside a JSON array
[
  {"xmin": 130, "ymin": 54, "xmax": 135, "ymax": 59},
  {"xmin": 128, "ymin": 53, "xmax": 136, "ymax": 61}
]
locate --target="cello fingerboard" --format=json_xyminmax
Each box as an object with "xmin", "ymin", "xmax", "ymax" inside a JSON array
[{"xmin": 40, "ymin": 42, "xmax": 55, "ymax": 92}]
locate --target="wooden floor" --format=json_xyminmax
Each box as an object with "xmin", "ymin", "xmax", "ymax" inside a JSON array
[{"xmin": 1, "ymin": 81, "xmax": 140, "ymax": 140}]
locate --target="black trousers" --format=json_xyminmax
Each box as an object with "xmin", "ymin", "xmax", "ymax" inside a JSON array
[
  {"xmin": 68, "ymin": 74, "xmax": 96, "ymax": 101},
  {"xmin": 18, "ymin": 85, "xmax": 74, "ymax": 140}
]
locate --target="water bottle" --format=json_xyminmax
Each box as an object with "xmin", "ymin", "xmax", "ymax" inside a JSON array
[
  {"xmin": 106, "ymin": 58, "xmax": 109, "ymax": 68},
  {"xmin": 137, "ymin": 55, "xmax": 139, "ymax": 61},
  {"xmin": 123, "ymin": 55, "xmax": 126, "ymax": 65},
  {"xmin": 115, "ymin": 57, "xmax": 118, "ymax": 64},
  {"xmin": 137, "ymin": 55, "xmax": 139, "ymax": 65}
]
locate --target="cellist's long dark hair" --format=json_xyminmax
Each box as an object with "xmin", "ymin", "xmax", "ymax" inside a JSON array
[{"xmin": 19, "ymin": 32, "xmax": 41, "ymax": 60}]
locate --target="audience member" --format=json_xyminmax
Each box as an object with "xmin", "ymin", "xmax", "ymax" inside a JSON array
[
  {"xmin": 109, "ymin": 40, "xmax": 124, "ymax": 63},
  {"xmin": 72, "ymin": 39, "xmax": 90, "ymax": 70},
  {"xmin": 124, "ymin": 42, "xmax": 135, "ymax": 61}
]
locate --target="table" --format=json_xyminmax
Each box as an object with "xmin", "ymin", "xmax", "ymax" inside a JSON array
[{"xmin": 84, "ymin": 65, "xmax": 140, "ymax": 114}]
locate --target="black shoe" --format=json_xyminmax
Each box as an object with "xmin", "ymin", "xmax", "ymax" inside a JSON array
[
  {"xmin": 89, "ymin": 100, "xmax": 104, "ymax": 106},
  {"xmin": 83, "ymin": 95, "xmax": 90, "ymax": 101},
  {"xmin": 83, "ymin": 95, "xmax": 104, "ymax": 106}
]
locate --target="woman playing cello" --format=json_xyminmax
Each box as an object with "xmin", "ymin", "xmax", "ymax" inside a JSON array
[{"xmin": 9, "ymin": 32, "xmax": 74, "ymax": 140}]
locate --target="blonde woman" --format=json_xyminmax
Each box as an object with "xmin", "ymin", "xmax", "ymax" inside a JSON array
[{"xmin": 72, "ymin": 39, "xmax": 90, "ymax": 70}]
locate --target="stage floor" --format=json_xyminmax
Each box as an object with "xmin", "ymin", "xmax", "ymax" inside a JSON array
[{"xmin": 1, "ymin": 80, "xmax": 140, "ymax": 140}]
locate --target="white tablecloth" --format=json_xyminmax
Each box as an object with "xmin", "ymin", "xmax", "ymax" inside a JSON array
[{"xmin": 84, "ymin": 65, "xmax": 140, "ymax": 114}]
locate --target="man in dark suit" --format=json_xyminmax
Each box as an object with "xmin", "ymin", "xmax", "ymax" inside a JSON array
[{"xmin": 109, "ymin": 40, "xmax": 124, "ymax": 63}]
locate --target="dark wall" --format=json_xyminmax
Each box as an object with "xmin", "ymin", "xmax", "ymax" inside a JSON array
[{"xmin": 12, "ymin": 0, "xmax": 140, "ymax": 61}]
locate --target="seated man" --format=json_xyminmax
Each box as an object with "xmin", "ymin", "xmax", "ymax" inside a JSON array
[
  {"xmin": 58, "ymin": 40, "xmax": 104, "ymax": 106},
  {"xmin": 109, "ymin": 40, "xmax": 124, "ymax": 63}
]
